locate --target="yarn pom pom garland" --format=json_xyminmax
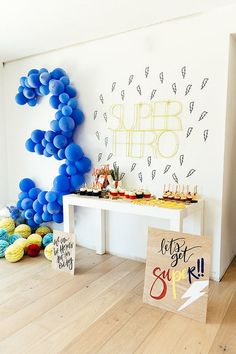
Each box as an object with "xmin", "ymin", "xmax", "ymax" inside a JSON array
[
  {"xmin": 5, "ymin": 244, "xmax": 24, "ymax": 262},
  {"xmin": 27, "ymin": 244, "xmax": 41, "ymax": 257}
]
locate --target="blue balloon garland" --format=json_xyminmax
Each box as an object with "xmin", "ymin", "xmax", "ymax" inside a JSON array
[{"xmin": 15, "ymin": 68, "xmax": 91, "ymax": 227}]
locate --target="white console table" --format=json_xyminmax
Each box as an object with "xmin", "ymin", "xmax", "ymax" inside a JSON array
[{"xmin": 63, "ymin": 194, "xmax": 204, "ymax": 255}]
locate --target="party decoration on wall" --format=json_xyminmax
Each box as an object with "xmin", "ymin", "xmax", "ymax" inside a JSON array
[
  {"xmin": 103, "ymin": 113, "xmax": 108, "ymax": 122},
  {"xmin": 94, "ymin": 110, "xmax": 98, "ymax": 120},
  {"xmin": 201, "ymin": 78, "xmax": 209, "ymax": 90},
  {"xmin": 107, "ymin": 153, "xmax": 113, "ymax": 161},
  {"xmin": 179, "ymin": 154, "xmax": 184, "ymax": 166},
  {"xmin": 131, "ymin": 163, "xmax": 136, "ymax": 172},
  {"xmin": 96, "ymin": 131, "xmax": 100, "ymax": 140},
  {"xmin": 143, "ymin": 228, "xmax": 211, "ymax": 322},
  {"xmin": 164, "ymin": 165, "xmax": 171, "ymax": 174},
  {"xmin": 111, "ymin": 82, "xmax": 116, "ymax": 92},
  {"xmin": 138, "ymin": 172, "xmax": 143, "ymax": 183},
  {"xmin": 204, "ymin": 130, "xmax": 209, "ymax": 142},
  {"xmin": 99, "ymin": 94, "xmax": 104, "ymax": 104},
  {"xmin": 15, "ymin": 68, "xmax": 91, "ymax": 225},
  {"xmin": 105, "ymin": 137, "xmax": 108, "ymax": 147},
  {"xmin": 186, "ymin": 169, "xmax": 196, "ymax": 177},
  {"xmin": 151, "ymin": 170, "xmax": 156, "ymax": 180},
  {"xmin": 147, "ymin": 156, "xmax": 151, "ymax": 167},
  {"xmin": 94, "ymin": 65, "xmax": 210, "ymax": 185},
  {"xmin": 172, "ymin": 173, "xmax": 178, "ymax": 184},
  {"xmin": 98, "ymin": 153, "xmax": 102, "ymax": 162},
  {"xmin": 52, "ymin": 230, "xmax": 75, "ymax": 275}
]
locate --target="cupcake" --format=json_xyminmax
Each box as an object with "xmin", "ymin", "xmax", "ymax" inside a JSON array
[
  {"xmin": 92, "ymin": 189, "xmax": 99, "ymax": 197},
  {"xmin": 118, "ymin": 188, "xmax": 125, "ymax": 197},
  {"xmin": 79, "ymin": 187, "xmax": 87, "ymax": 195},
  {"xmin": 125, "ymin": 191, "xmax": 130, "ymax": 199},
  {"xmin": 87, "ymin": 188, "xmax": 93, "ymax": 196},
  {"xmin": 129, "ymin": 191, "xmax": 136, "ymax": 200},
  {"xmin": 110, "ymin": 188, "xmax": 118, "ymax": 198},
  {"xmin": 136, "ymin": 190, "xmax": 144, "ymax": 199},
  {"xmin": 144, "ymin": 191, "xmax": 151, "ymax": 198}
]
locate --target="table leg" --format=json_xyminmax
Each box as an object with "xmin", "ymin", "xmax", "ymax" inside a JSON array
[
  {"xmin": 96, "ymin": 209, "xmax": 106, "ymax": 255},
  {"xmin": 170, "ymin": 215, "xmax": 183, "ymax": 232},
  {"xmin": 63, "ymin": 202, "xmax": 75, "ymax": 233}
]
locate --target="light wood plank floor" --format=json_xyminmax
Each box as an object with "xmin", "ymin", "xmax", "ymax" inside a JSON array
[{"xmin": 0, "ymin": 247, "xmax": 235, "ymax": 354}]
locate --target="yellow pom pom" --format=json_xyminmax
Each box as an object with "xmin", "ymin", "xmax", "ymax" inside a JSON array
[
  {"xmin": 27, "ymin": 233, "xmax": 42, "ymax": 247},
  {"xmin": 0, "ymin": 218, "xmax": 15, "ymax": 234},
  {"xmin": 35, "ymin": 226, "xmax": 52, "ymax": 237},
  {"xmin": 44, "ymin": 242, "xmax": 53, "ymax": 261},
  {"xmin": 14, "ymin": 238, "xmax": 29, "ymax": 252},
  {"xmin": 5, "ymin": 244, "xmax": 24, "ymax": 262},
  {"xmin": 14, "ymin": 224, "xmax": 31, "ymax": 238}
]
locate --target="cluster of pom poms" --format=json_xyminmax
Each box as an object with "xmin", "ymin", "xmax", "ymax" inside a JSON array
[
  {"xmin": 0, "ymin": 221, "xmax": 53, "ymax": 262},
  {"xmin": 15, "ymin": 68, "xmax": 92, "ymax": 225}
]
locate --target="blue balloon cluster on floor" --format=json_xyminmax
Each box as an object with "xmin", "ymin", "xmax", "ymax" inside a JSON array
[{"xmin": 15, "ymin": 68, "xmax": 92, "ymax": 226}]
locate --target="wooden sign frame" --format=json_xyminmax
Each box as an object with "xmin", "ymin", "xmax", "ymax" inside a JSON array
[
  {"xmin": 143, "ymin": 228, "xmax": 211, "ymax": 323},
  {"xmin": 52, "ymin": 230, "xmax": 76, "ymax": 275}
]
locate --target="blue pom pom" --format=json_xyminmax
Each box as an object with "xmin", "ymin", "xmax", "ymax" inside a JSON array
[
  {"xmin": 28, "ymin": 73, "xmax": 40, "ymax": 88},
  {"xmin": 72, "ymin": 109, "xmax": 84, "ymax": 125},
  {"xmin": 42, "ymin": 211, "xmax": 52, "ymax": 222},
  {"xmin": 45, "ymin": 130, "xmax": 56, "ymax": 142},
  {"xmin": 58, "ymin": 149, "xmax": 66, "ymax": 159},
  {"xmin": 28, "ymin": 98, "xmax": 37, "ymax": 106},
  {"xmin": 59, "ymin": 164, "xmax": 68, "ymax": 175},
  {"xmin": 65, "ymin": 85, "xmax": 77, "ymax": 98},
  {"xmin": 32, "ymin": 200, "xmax": 43, "ymax": 213},
  {"xmin": 19, "ymin": 178, "xmax": 35, "ymax": 192},
  {"xmin": 51, "ymin": 68, "xmax": 66, "ymax": 80},
  {"xmin": 23, "ymin": 88, "xmax": 35, "ymax": 99},
  {"xmin": 28, "ymin": 187, "xmax": 41, "ymax": 200},
  {"xmin": 21, "ymin": 198, "xmax": 33, "ymax": 210},
  {"xmin": 39, "ymin": 85, "xmax": 49, "ymax": 95},
  {"xmin": 38, "ymin": 191, "xmax": 47, "ymax": 205},
  {"xmin": 49, "ymin": 95, "xmax": 60, "ymax": 109},
  {"xmin": 59, "ymin": 116, "xmax": 75, "ymax": 132},
  {"xmin": 25, "ymin": 208, "xmax": 35, "ymax": 220},
  {"xmin": 39, "ymin": 72, "xmax": 51, "ymax": 85},
  {"xmin": 53, "ymin": 213, "xmax": 63, "ymax": 223},
  {"xmin": 49, "ymin": 79, "xmax": 65, "ymax": 96},
  {"xmin": 75, "ymin": 156, "xmax": 92, "ymax": 173},
  {"xmin": 53, "ymin": 175, "xmax": 70, "ymax": 192},
  {"xmin": 50, "ymin": 120, "xmax": 60, "ymax": 132},
  {"xmin": 62, "ymin": 105, "xmax": 73, "ymax": 116},
  {"xmin": 53, "ymin": 135, "xmax": 67, "ymax": 149},
  {"xmin": 47, "ymin": 201, "xmax": 61, "ymax": 214},
  {"xmin": 34, "ymin": 143, "xmax": 44, "ymax": 155},
  {"xmin": 45, "ymin": 191, "xmax": 57, "ymax": 202},
  {"xmin": 60, "ymin": 76, "xmax": 70, "ymax": 86},
  {"xmin": 15, "ymin": 92, "xmax": 28, "ymax": 105},
  {"xmin": 34, "ymin": 213, "xmax": 43, "ymax": 225},
  {"xmin": 25, "ymin": 138, "xmax": 36, "ymax": 152},
  {"xmin": 68, "ymin": 98, "xmax": 77, "ymax": 109},
  {"xmin": 71, "ymin": 174, "xmax": 85, "ymax": 190},
  {"xmin": 46, "ymin": 143, "xmax": 58, "ymax": 155},
  {"xmin": 59, "ymin": 93, "xmax": 69, "ymax": 104},
  {"xmin": 65, "ymin": 143, "xmax": 84, "ymax": 161},
  {"xmin": 42, "ymin": 233, "xmax": 53, "ymax": 247},
  {"xmin": 31, "ymin": 129, "xmax": 44, "ymax": 143},
  {"xmin": 66, "ymin": 164, "xmax": 77, "ymax": 175},
  {"xmin": 28, "ymin": 219, "xmax": 38, "ymax": 228},
  {"xmin": 28, "ymin": 69, "xmax": 39, "ymax": 76}
]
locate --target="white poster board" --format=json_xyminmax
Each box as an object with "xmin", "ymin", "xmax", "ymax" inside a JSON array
[{"xmin": 52, "ymin": 230, "xmax": 76, "ymax": 275}]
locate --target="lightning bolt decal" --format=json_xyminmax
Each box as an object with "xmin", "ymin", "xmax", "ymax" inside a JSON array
[{"xmin": 177, "ymin": 280, "xmax": 209, "ymax": 312}]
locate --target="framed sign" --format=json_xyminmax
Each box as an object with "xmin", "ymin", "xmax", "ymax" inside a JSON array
[
  {"xmin": 52, "ymin": 230, "xmax": 76, "ymax": 275},
  {"xmin": 143, "ymin": 228, "xmax": 211, "ymax": 323}
]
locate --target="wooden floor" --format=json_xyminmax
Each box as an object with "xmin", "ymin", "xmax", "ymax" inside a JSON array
[{"xmin": 0, "ymin": 247, "xmax": 235, "ymax": 354}]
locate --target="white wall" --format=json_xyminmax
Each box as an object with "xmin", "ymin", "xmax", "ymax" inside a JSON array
[
  {"xmin": 3, "ymin": 5, "xmax": 236, "ymax": 280},
  {"xmin": 0, "ymin": 62, "xmax": 7, "ymax": 205}
]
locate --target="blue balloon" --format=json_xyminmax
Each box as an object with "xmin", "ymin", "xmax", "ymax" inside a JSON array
[
  {"xmin": 42, "ymin": 211, "xmax": 52, "ymax": 222},
  {"xmin": 17, "ymin": 200, "xmax": 23, "ymax": 210},
  {"xmin": 19, "ymin": 178, "xmax": 35, "ymax": 192},
  {"xmin": 46, "ymin": 143, "xmax": 58, "ymax": 155},
  {"xmin": 34, "ymin": 213, "xmax": 43, "ymax": 224},
  {"xmin": 25, "ymin": 138, "xmax": 36, "ymax": 152},
  {"xmin": 28, "ymin": 69, "xmax": 39, "ymax": 76},
  {"xmin": 39, "ymin": 85, "xmax": 49, "ymax": 95},
  {"xmin": 66, "ymin": 164, "xmax": 77, "ymax": 175},
  {"xmin": 31, "ymin": 129, "xmax": 44, "ymax": 143},
  {"xmin": 59, "ymin": 116, "xmax": 75, "ymax": 132},
  {"xmin": 47, "ymin": 201, "xmax": 61, "ymax": 214},
  {"xmin": 53, "ymin": 135, "xmax": 67, "ymax": 149},
  {"xmin": 53, "ymin": 175, "xmax": 70, "ymax": 192},
  {"xmin": 18, "ymin": 86, "xmax": 24, "ymax": 93},
  {"xmin": 71, "ymin": 174, "xmax": 85, "ymax": 190},
  {"xmin": 45, "ymin": 191, "xmax": 57, "ymax": 202},
  {"xmin": 60, "ymin": 75, "xmax": 70, "ymax": 86},
  {"xmin": 21, "ymin": 197, "xmax": 33, "ymax": 210},
  {"xmin": 23, "ymin": 87, "xmax": 35, "ymax": 99},
  {"xmin": 55, "ymin": 110, "xmax": 63, "ymax": 120},
  {"xmin": 45, "ymin": 130, "xmax": 56, "ymax": 142},
  {"xmin": 39, "ymin": 72, "xmax": 51, "ymax": 85},
  {"xmin": 49, "ymin": 79, "xmax": 65, "ymax": 96},
  {"xmin": 15, "ymin": 92, "xmax": 28, "ymax": 105},
  {"xmin": 39, "ymin": 68, "xmax": 48, "ymax": 74},
  {"xmin": 53, "ymin": 213, "xmax": 63, "ymax": 223},
  {"xmin": 28, "ymin": 74, "xmax": 40, "ymax": 88},
  {"xmin": 34, "ymin": 143, "xmax": 44, "ymax": 155},
  {"xmin": 72, "ymin": 109, "xmax": 84, "ymax": 125},
  {"xmin": 28, "ymin": 187, "xmax": 41, "ymax": 200},
  {"xmin": 24, "ymin": 78, "xmax": 31, "ymax": 88},
  {"xmin": 41, "ymin": 138, "xmax": 47, "ymax": 147},
  {"xmin": 49, "ymin": 95, "xmax": 60, "ymax": 109},
  {"xmin": 75, "ymin": 156, "xmax": 92, "ymax": 173},
  {"xmin": 68, "ymin": 98, "xmax": 77, "ymax": 109},
  {"xmin": 33, "ymin": 200, "xmax": 44, "ymax": 213},
  {"xmin": 38, "ymin": 191, "xmax": 47, "ymax": 204},
  {"xmin": 59, "ymin": 164, "xmax": 68, "ymax": 175},
  {"xmin": 51, "ymin": 68, "xmax": 66, "ymax": 80},
  {"xmin": 18, "ymin": 191, "xmax": 28, "ymax": 200},
  {"xmin": 58, "ymin": 103, "xmax": 65, "ymax": 110},
  {"xmin": 42, "ymin": 233, "xmax": 53, "ymax": 247},
  {"xmin": 62, "ymin": 105, "xmax": 73, "ymax": 116},
  {"xmin": 62, "ymin": 131, "xmax": 73, "ymax": 138},
  {"xmin": 58, "ymin": 149, "xmax": 66, "ymax": 159},
  {"xmin": 28, "ymin": 219, "xmax": 38, "ymax": 228},
  {"xmin": 43, "ymin": 149, "xmax": 52, "ymax": 157},
  {"xmin": 50, "ymin": 120, "xmax": 60, "ymax": 132},
  {"xmin": 20, "ymin": 76, "xmax": 27, "ymax": 87},
  {"xmin": 25, "ymin": 208, "xmax": 35, "ymax": 220},
  {"xmin": 65, "ymin": 85, "xmax": 77, "ymax": 98},
  {"xmin": 28, "ymin": 98, "xmax": 37, "ymax": 106},
  {"xmin": 65, "ymin": 143, "xmax": 84, "ymax": 161},
  {"xmin": 59, "ymin": 93, "xmax": 69, "ymax": 104}
]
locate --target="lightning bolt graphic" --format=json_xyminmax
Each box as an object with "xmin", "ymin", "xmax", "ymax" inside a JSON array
[{"xmin": 177, "ymin": 280, "xmax": 209, "ymax": 312}]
